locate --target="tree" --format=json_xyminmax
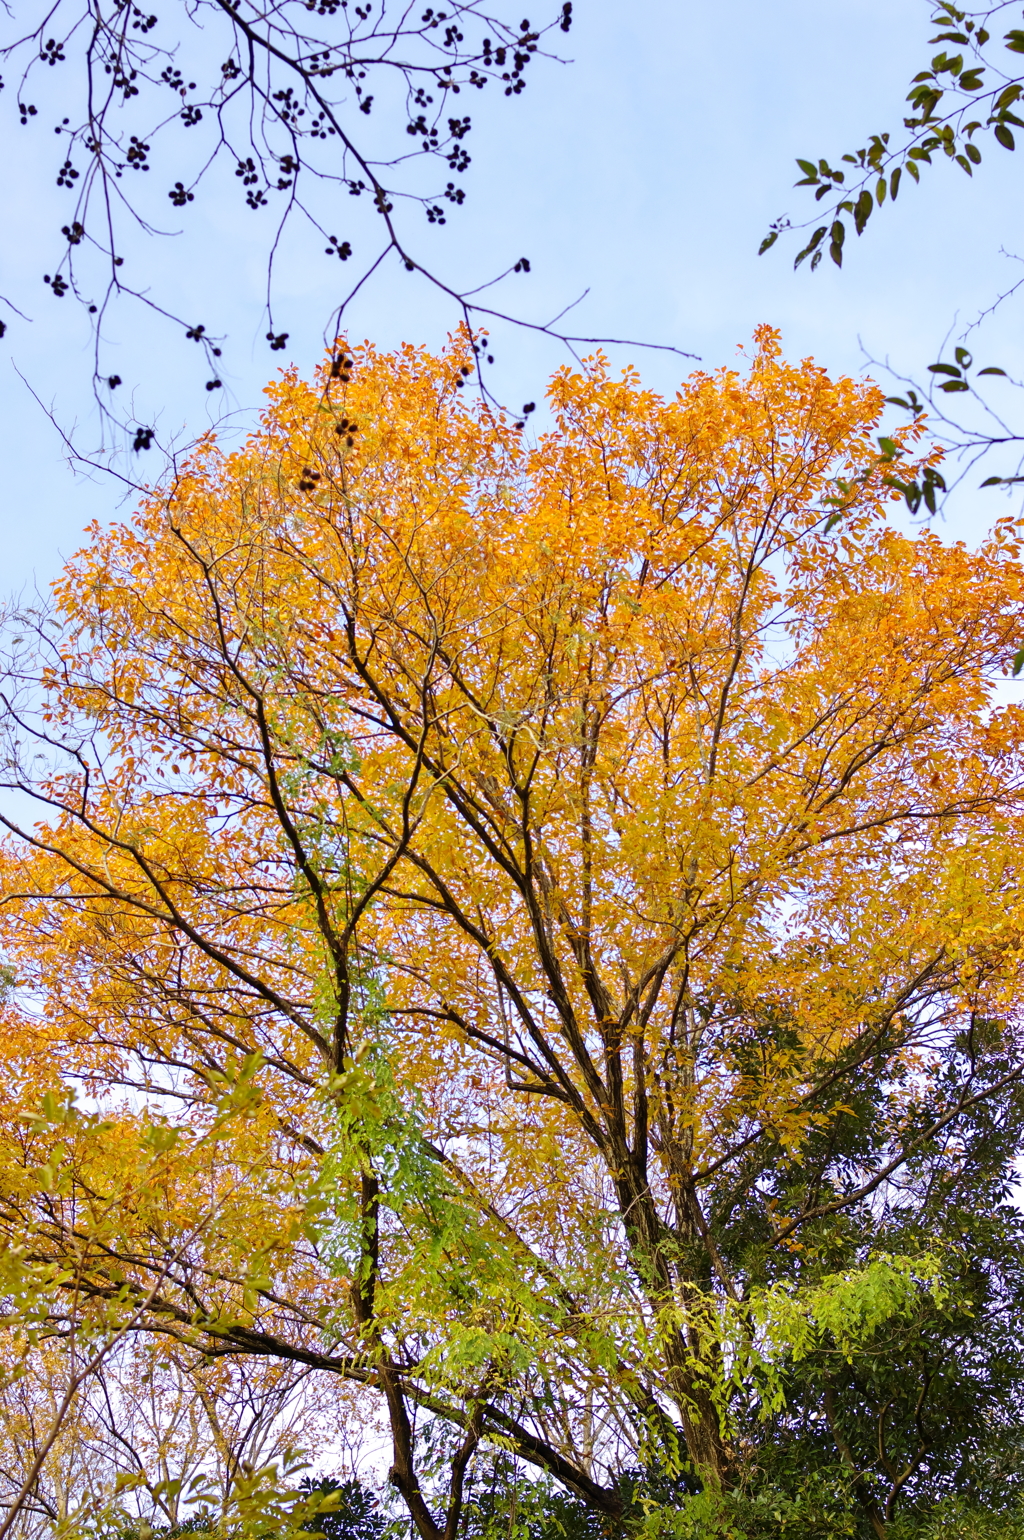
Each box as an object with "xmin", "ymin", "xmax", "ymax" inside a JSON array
[
  {"xmin": 724, "ymin": 1016, "xmax": 1024, "ymax": 1536},
  {"xmin": 0, "ymin": 0, "xmax": 593, "ymax": 441},
  {"xmin": 299, "ymin": 1477, "xmax": 386, "ymax": 1540},
  {"xmin": 760, "ymin": 0, "xmax": 1024, "ymax": 274},
  {"xmin": 760, "ymin": 0, "xmax": 1024, "ymax": 507},
  {"xmin": 0, "ymin": 1342, "xmax": 351, "ymax": 1540},
  {"xmin": 0, "ymin": 329, "xmax": 1023, "ymax": 1538},
  {"xmin": 0, "ymin": 1079, "xmax": 350, "ymax": 1540}
]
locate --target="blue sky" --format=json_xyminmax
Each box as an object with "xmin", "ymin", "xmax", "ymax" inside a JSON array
[{"xmin": 3, "ymin": 0, "xmax": 1023, "ymax": 591}]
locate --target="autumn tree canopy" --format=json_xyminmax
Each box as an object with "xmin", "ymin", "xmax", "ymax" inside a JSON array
[{"xmin": 1, "ymin": 330, "xmax": 1024, "ymax": 1539}]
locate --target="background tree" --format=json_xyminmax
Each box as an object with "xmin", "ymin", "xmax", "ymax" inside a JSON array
[
  {"xmin": 722, "ymin": 1018, "xmax": 1024, "ymax": 1536},
  {"xmin": 0, "ymin": 331, "xmax": 1023, "ymax": 1537},
  {"xmin": 761, "ymin": 0, "xmax": 1024, "ymax": 508},
  {"xmin": 760, "ymin": 0, "xmax": 1024, "ymax": 274},
  {"xmin": 299, "ymin": 1477, "xmax": 388, "ymax": 1540},
  {"xmin": 0, "ymin": 1343, "xmax": 355, "ymax": 1540},
  {"xmin": 0, "ymin": 1076, "xmax": 347, "ymax": 1540}
]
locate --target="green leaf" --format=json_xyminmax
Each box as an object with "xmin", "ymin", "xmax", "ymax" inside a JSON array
[
  {"xmin": 928, "ymin": 362, "xmax": 961, "ymax": 376},
  {"xmin": 796, "ymin": 158, "xmax": 818, "ymax": 178},
  {"xmin": 794, "ymin": 225, "xmax": 827, "ymax": 270},
  {"xmin": 939, "ymin": 378, "xmax": 970, "ymax": 391},
  {"xmin": 959, "ymin": 68, "xmax": 984, "ymax": 89},
  {"xmin": 758, "ymin": 230, "xmax": 779, "ymax": 256},
  {"xmin": 1013, "ymin": 649, "xmax": 1024, "ymax": 676},
  {"xmin": 978, "ymin": 365, "xmax": 1007, "ymax": 375},
  {"xmin": 890, "ymin": 165, "xmax": 902, "ymax": 199},
  {"xmin": 954, "ymin": 346, "xmax": 972, "ymax": 367},
  {"xmin": 906, "ymin": 159, "xmax": 921, "ymax": 182},
  {"xmin": 995, "ymin": 122, "xmax": 1016, "ymax": 149},
  {"xmin": 1005, "ymin": 28, "xmax": 1024, "ymax": 52},
  {"xmin": 854, "ymin": 188, "xmax": 873, "ymax": 233},
  {"xmin": 908, "ymin": 86, "xmax": 943, "ymax": 117},
  {"xmin": 965, "ymin": 141, "xmax": 982, "ymax": 163},
  {"xmin": 923, "ymin": 476, "xmax": 943, "ymax": 513}
]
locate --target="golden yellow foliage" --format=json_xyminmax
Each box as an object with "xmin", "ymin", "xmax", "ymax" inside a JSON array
[{"xmin": 1, "ymin": 328, "xmax": 1023, "ymax": 1531}]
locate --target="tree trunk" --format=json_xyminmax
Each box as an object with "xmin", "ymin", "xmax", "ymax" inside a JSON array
[{"xmin": 614, "ymin": 1166, "xmax": 729, "ymax": 1487}]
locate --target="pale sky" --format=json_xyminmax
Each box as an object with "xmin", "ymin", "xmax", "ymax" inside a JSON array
[{"xmin": 3, "ymin": 0, "xmax": 1022, "ymax": 590}]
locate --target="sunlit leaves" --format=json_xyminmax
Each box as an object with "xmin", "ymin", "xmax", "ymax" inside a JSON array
[{"xmin": 2, "ymin": 332, "xmax": 1024, "ymax": 1517}]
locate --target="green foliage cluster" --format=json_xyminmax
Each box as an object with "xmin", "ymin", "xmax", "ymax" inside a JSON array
[{"xmin": 762, "ymin": 1, "xmax": 1024, "ymax": 269}]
